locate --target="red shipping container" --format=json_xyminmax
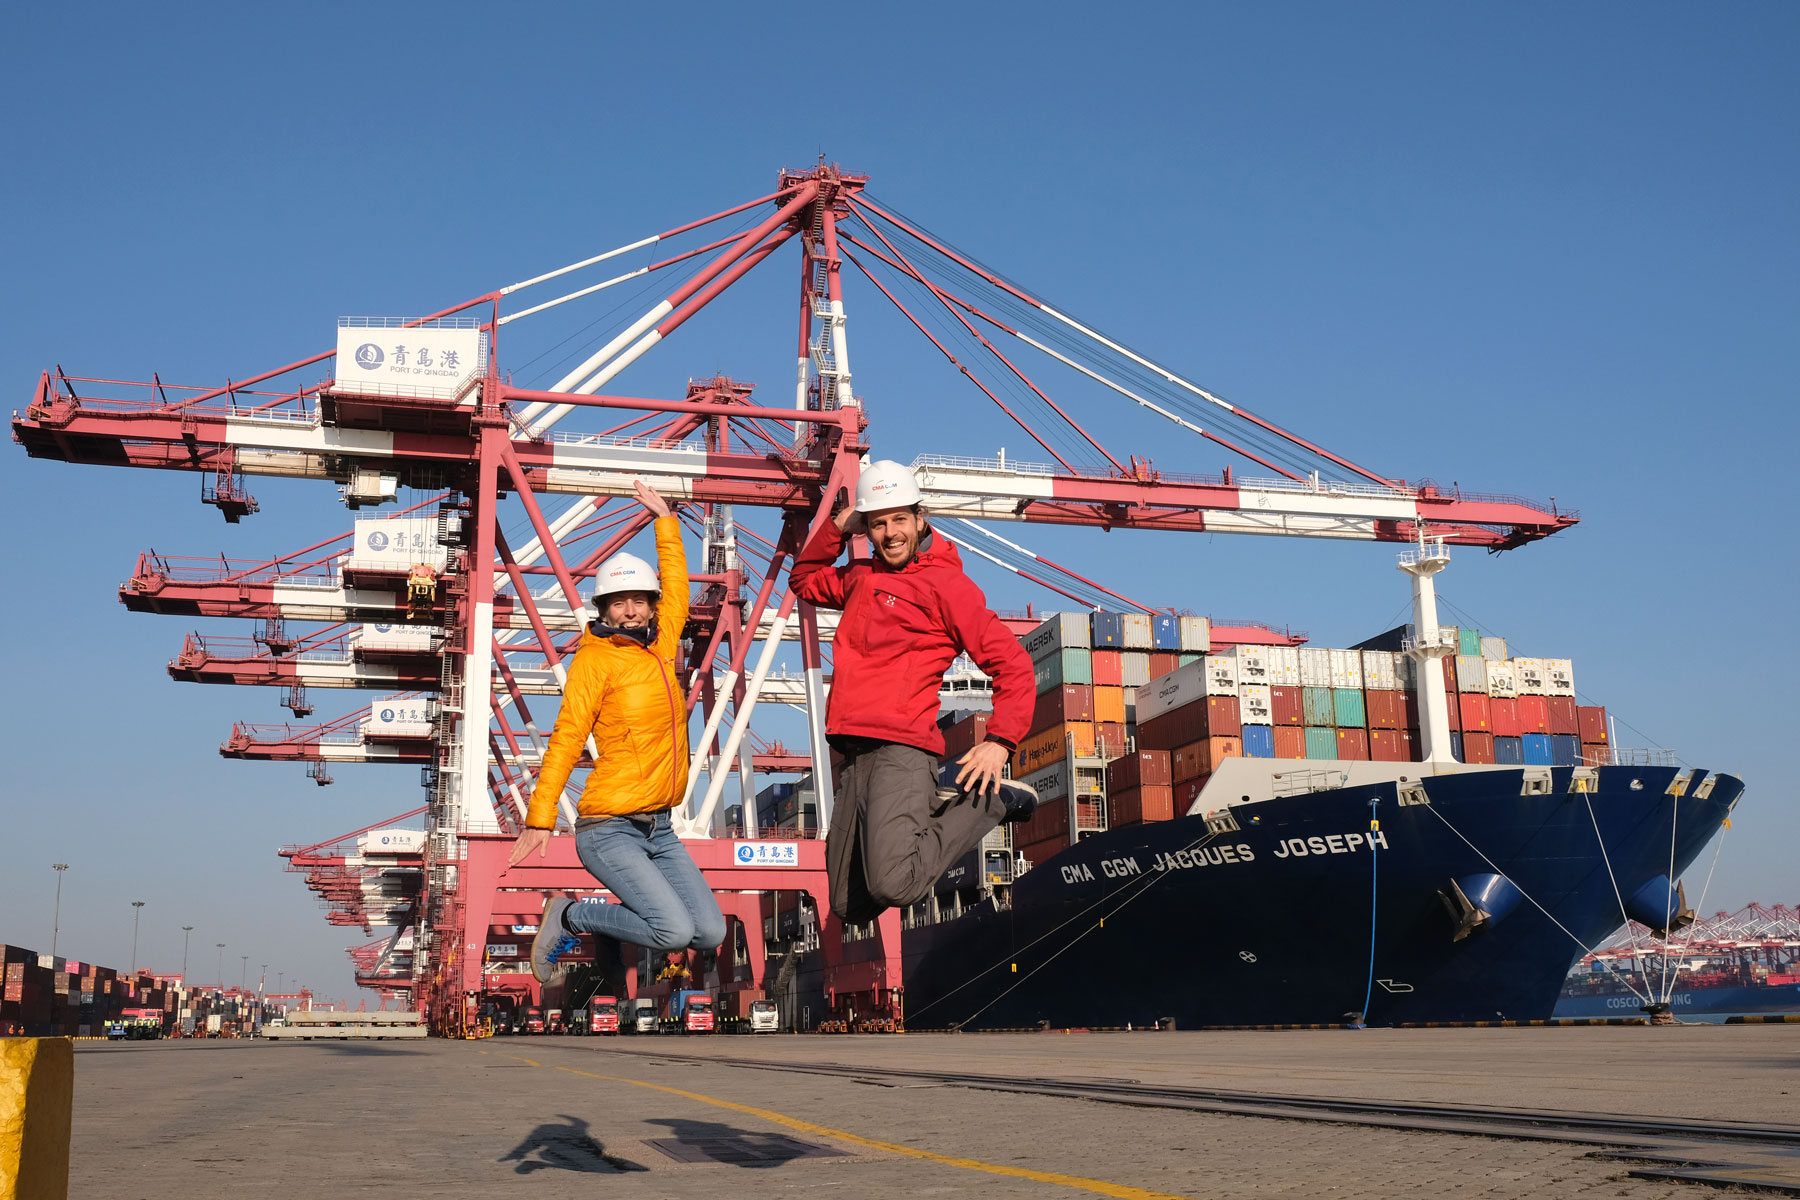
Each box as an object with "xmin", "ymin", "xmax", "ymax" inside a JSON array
[
  {"xmin": 1365, "ymin": 689, "xmax": 1403, "ymax": 730},
  {"xmin": 1441, "ymin": 653, "xmax": 1457, "ymax": 694},
  {"xmin": 1093, "ymin": 686, "xmax": 1126, "ymax": 725},
  {"xmin": 1146, "ymin": 652, "xmax": 1179, "ymax": 680},
  {"xmin": 940, "ymin": 713, "xmax": 991, "ymax": 760},
  {"xmin": 1204, "ymin": 695, "xmax": 1242, "ymax": 738},
  {"xmin": 1110, "ymin": 785, "xmax": 1176, "ymax": 826},
  {"xmin": 1107, "ymin": 750, "xmax": 1172, "ymax": 792},
  {"xmin": 1459, "ymin": 692, "xmax": 1492, "ymax": 732},
  {"xmin": 1139, "ymin": 695, "xmax": 1237, "ymax": 750},
  {"xmin": 1462, "ymin": 731, "xmax": 1496, "ymax": 764},
  {"xmin": 1172, "ymin": 736, "xmax": 1241, "ymax": 782},
  {"xmin": 1515, "ymin": 695, "xmax": 1550, "ymax": 735},
  {"xmin": 1336, "ymin": 728, "xmax": 1369, "ymax": 760},
  {"xmin": 1089, "ymin": 649, "xmax": 1123, "ymax": 688},
  {"xmin": 1173, "ymin": 776, "xmax": 1207, "ymax": 811},
  {"xmin": 1490, "ymin": 697, "xmax": 1521, "ymax": 738},
  {"xmin": 1033, "ymin": 684, "xmax": 1094, "ymax": 729},
  {"xmin": 1546, "ymin": 696, "xmax": 1579, "ymax": 736},
  {"xmin": 1369, "ymin": 728, "xmax": 1409, "ymax": 762},
  {"xmin": 1401, "ymin": 689, "xmax": 1420, "ymax": 730},
  {"xmin": 1020, "ymin": 800, "xmax": 1071, "ymax": 846},
  {"xmin": 1578, "ymin": 705, "xmax": 1609, "ymax": 744},
  {"xmin": 1272, "ymin": 725, "xmax": 1306, "ymax": 759},
  {"xmin": 1271, "ymin": 686, "xmax": 1303, "ymax": 726},
  {"xmin": 1581, "ymin": 742, "xmax": 1610, "ymax": 766},
  {"xmin": 1094, "ymin": 722, "xmax": 1128, "ymax": 756}
]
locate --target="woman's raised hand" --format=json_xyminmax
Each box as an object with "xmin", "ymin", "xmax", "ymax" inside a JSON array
[{"xmin": 633, "ymin": 479, "xmax": 671, "ymax": 518}]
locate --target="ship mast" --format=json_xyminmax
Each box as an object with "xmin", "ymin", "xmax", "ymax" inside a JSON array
[{"xmin": 1399, "ymin": 526, "xmax": 1457, "ymax": 763}]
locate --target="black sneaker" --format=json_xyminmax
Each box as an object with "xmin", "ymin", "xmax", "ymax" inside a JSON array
[{"xmin": 995, "ymin": 779, "xmax": 1038, "ymax": 825}]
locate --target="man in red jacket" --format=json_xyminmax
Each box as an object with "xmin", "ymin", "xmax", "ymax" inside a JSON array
[{"xmin": 791, "ymin": 460, "xmax": 1038, "ymax": 923}]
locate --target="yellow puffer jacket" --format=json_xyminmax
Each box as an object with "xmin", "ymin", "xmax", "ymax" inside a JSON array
[{"xmin": 525, "ymin": 516, "xmax": 689, "ymax": 829}]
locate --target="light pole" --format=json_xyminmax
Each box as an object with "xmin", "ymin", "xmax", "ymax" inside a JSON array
[
  {"xmin": 277, "ymin": 971, "xmax": 284, "ymax": 995},
  {"xmin": 50, "ymin": 864, "xmax": 69, "ymax": 957},
  {"xmin": 215, "ymin": 943, "xmax": 225, "ymax": 988},
  {"xmin": 240, "ymin": 955, "xmax": 248, "ymax": 990},
  {"xmin": 181, "ymin": 926, "xmax": 194, "ymax": 981},
  {"xmin": 260, "ymin": 964, "xmax": 268, "ymax": 996},
  {"xmin": 130, "ymin": 901, "xmax": 146, "ymax": 974}
]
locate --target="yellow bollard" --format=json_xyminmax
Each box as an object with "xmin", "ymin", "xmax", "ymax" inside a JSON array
[{"xmin": 0, "ymin": 1038, "xmax": 72, "ymax": 1200}]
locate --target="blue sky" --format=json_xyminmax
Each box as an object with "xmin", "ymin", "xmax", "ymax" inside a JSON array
[{"xmin": 2, "ymin": 3, "xmax": 1793, "ymax": 1004}]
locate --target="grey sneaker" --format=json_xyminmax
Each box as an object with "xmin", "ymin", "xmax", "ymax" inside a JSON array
[{"xmin": 530, "ymin": 896, "xmax": 580, "ymax": 983}]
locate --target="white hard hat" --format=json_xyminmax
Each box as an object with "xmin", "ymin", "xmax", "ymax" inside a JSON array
[
  {"xmin": 853, "ymin": 460, "xmax": 922, "ymax": 513},
  {"xmin": 592, "ymin": 552, "xmax": 659, "ymax": 606}
]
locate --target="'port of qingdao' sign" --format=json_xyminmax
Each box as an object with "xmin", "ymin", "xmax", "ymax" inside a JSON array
[{"xmin": 334, "ymin": 322, "xmax": 483, "ymax": 399}]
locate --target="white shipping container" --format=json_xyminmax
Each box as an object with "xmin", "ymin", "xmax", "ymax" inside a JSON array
[
  {"xmin": 1361, "ymin": 650, "xmax": 1399, "ymax": 691},
  {"xmin": 1238, "ymin": 683, "xmax": 1273, "ymax": 725},
  {"xmin": 1512, "ymin": 657, "xmax": 1548, "ymax": 696},
  {"xmin": 1177, "ymin": 615, "xmax": 1211, "ymax": 652},
  {"xmin": 1267, "ymin": 645, "xmax": 1301, "ymax": 687},
  {"xmin": 1231, "ymin": 645, "xmax": 1271, "ymax": 685},
  {"xmin": 1396, "ymin": 653, "xmax": 1417, "ymax": 689},
  {"xmin": 1298, "ymin": 648, "xmax": 1332, "ymax": 688},
  {"xmin": 347, "ymin": 518, "xmax": 446, "ymax": 572},
  {"xmin": 1480, "ymin": 636, "xmax": 1509, "ymax": 663},
  {"xmin": 363, "ymin": 697, "xmax": 435, "ymax": 738},
  {"xmin": 1203, "ymin": 654, "xmax": 1238, "ymax": 696},
  {"xmin": 1328, "ymin": 648, "xmax": 1364, "ymax": 690},
  {"xmin": 1134, "ymin": 660, "xmax": 1210, "ymax": 723},
  {"xmin": 1020, "ymin": 613, "xmax": 1089, "ymax": 662},
  {"xmin": 1120, "ymin": 651, "xmax": 1151, "ymax": 688},
  {"xmin": 1122, "ymin": 687, "xmax": 1137, "ymax": 723},
  {"xmin": 1485, "ymin": 660, "xmax": 1518, "ymax": 699},
  {"xmin": 358, "ymin": 623, "xmax": 436, "ymax": 651},
  {"xmin": 1544, "ymin": 658, "xmax": 1576, "ymax": 697},
  {"xmin": 1121, "ymin": 613, "xmax": 1153, "ymax": 649},
  {"xmin": 1454, "ymin": 654, "xmax": 1488, "ymax": 694}
]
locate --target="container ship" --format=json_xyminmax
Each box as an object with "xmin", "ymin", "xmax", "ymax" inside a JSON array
[
  {"xmin": 766, "ymin": 539, "xmax": 1746, "ymax": 1029},
  {"xmin": 1551, "ymin": 902, "xmax": 1799, "ymax": 1021}
]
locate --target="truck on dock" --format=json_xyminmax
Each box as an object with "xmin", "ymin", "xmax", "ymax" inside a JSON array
[
  {"xmin": 672, "ymin": 991, "xmax": 714, "ymax": 1033},
  {"xmin": 586, "ymin": 996, "xmax": 620, "ymax": 1034},
  {"xmin": 629, "ymin": 997, "xmax": 658, "ymax": 1033}
]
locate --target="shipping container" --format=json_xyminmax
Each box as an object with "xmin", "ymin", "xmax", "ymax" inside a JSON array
[
  {"xmin": 1582, "ymin": 742, "xmax": 1610, "ymax": 766},
  {"xmin": 941, "ymin": 712, "xmax": 992, "ymax": 760},
  {"xmin": 1172, "ymin": 736, "xmax": 1241, "ymax": 782},
  {"xmin": 1238, "ymin": 684, "xmax": 1273, "ymax": 725},
  {"xmin": 1133, "ymin": 660, "xmax": 1208, "ymax": 724},
  {"xmin": 1109, "ymin": 785, "xmax": 1176, "ymax": 827},
  {"xmin": 1177, "ymin": 653, "xmax": 1202, "ymax": 667},
  {"xmin": 1544, "ymin": 658, "xmax": 1576, "ymax": 697},
  {"xmin": 1512, "ymin": 657, "xmax": 1547, "ymax": 695},
  {"xmin": 1490, "ymin": 697, "xmax": 1521, "ymax": 738},
  {"xmin": 1021, "ymin": 612, "xmax": 1090, "ymax": 662},
  {"xmin": 1106, "ymin": 749, "xmax": 1171, "ymax": 792},
  {"xmin": 1119, "ymin": 651, "xmax": 1150, "ymax": 688},
  {"xmin": 1090, "ymin": 649, "xmax": 1123, "ymax": 688},
  {"xmin": 1177, "ymin": 615, "xmax": 1211, "ymax": 652},
  {"xmin": 1092, "ymin": 685, "xmax": 1126, "ymax": 725},
  {"xmin": 1369, "ymin": 728, "xmax": 1410, "ymax": 762},
  {"xmin": 1121, "ymin": 613, "xmax": 1153, "ymax": 649},
  {"xmin": 1203, "ymin": 655, "xmax": 1238, "ymax": 696},
  {"xmin": 1485, "ymin": 660, "xmax": 1518, "ymax": 699},
  {"xmin": 1550, "ymin": 734, "xmax": 1582, "ymax": 767},
  {"xmin": 1304, "ymin": 727, "xmax": 1337, "ymax": 760},
  {"xmin": 1332, "ymin": 688, "xmax": 1366, "ymax": 728},
  {"xmin": 1268, "ymin": 645, "xmax": 1301, "ymax": 687},
  {"xmin": 1203, "ymin": 694, "xmax": 1242, "ymax": 738},
  {"xmin": 1361, "ymin": 650, "xmax": 1399, "ymax": 691},
  {"xmin": 1522, "ymin": 733, "xmax": 1553, "ymax": 765},
  {"xmin": 1335, "ymin": 728, "xmax": 1370, "ymax": 761},
  {"xmin": 1494, "ymin": 736, "xmax": 1525, "ymax": 765},
  {"xmin": 1242, "ymin": 725, "xmax": 1275, "ymax": 758},
  {"xmin": 1090, "ymin": 611, "xmax": 1125, "ymax": 647},
  {"xmin": 1458, "ymin": 627, "xmax": 1482, "ymax": 657},
  {"xmin": 1271, "ymin": 685, "xmax": 1303, "ymax": 726},
  {"xmin": 1122, "ymin": 687, "xmax": 1137, "ymax": 724},
  {"xmin": 1298, "ymin": 647, "xmax": 1332, "ymax": 688},
  {"xmin": 1546, "ymin": 696, "xmax": 1579, "ymax": 736},
  {"xmin": 1145, "ymin": 652, "xmax": 1178, "ymax": 680},
  {"xmin": 1455, "ymin": 655, "xmax": 1489, "ymax": 694},
  {"xmin": 1151, "ymin": 615, "xmax": 1181, "ymax": 651},
  {"xmin": 1480, "ymin": 635, "xmax": 1508, "ymax": 662},
  {"xmin": 1172, "ymin": 776, "xmax": 1207, "ymax": 812},
  {"xmin": 1577, "ymin": 705, "xmax": 1609, "ymax": 744},
  {"xmin": 1272, "ymin": 725, "xmax": 1306, "ymax": 759},
  {"xmin": 1328, "ymin": 648, "xmax": 1364, "ymax": 690},
  {"xmin": 1449, "ymin": 731, "xmax": 1464, "ymax": 763},
  {"xmin": 1013, "ymin": 723, "xmax": 1096, "ymax": 775},
  {"xmin": 1462, "ymin": 731, "xmax": 1496, "ymax": 764},
  {"xmin": 1033, "ymin": 684, "xmax": 1094, "ymax": 729},
  {"xmin": 1094, "ymin": 722, "xmax": 1128, "ymax": 757},
  {"xmin": 1459, "ymin": 692, "xmax": 1492, "ymax": 732},
  {"xmin": 1033, "ymin": 647, "xmax": 1094, "ymax": 691},
  {"xmin": 1365, "ymin": 689, "xmax": 1403, "ymax": 730},
  {"xmin": 1515, "ymin": 695, "xmax": 1551, "ymax": 735},
  {"xmin": 1231, "ymin": 645, "xmax": 1272, "ymax": 685},
  {"xmin": 1302, "ymin": 686, "xmax": 1335, "ymax": 727}
]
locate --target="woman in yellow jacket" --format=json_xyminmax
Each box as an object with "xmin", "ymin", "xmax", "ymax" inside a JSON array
[{"xmin": 510, "ymin": 481, "xmax": 725, "ymax": 982}]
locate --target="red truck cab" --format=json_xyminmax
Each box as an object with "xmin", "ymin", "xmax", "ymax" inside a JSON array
[
  {"xmin": 523, "ymin": 1006, "xmax": 545, "ymax": 1035},
  {"xmin": 682, "ymin": 995, "xmax": 714, "ymax": 1033},
  {"xmin": 588, "ymin": 996, "xmax": 620, "ymax": 1034}
]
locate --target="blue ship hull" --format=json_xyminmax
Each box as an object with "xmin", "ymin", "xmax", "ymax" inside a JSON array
[
  {"xmin": 870, "ymin": 764, "xmax": 1743, "ymax": 1029},
  {"xmin": 1553, "ymin": 983, "xmax": 1800, "ymax": 1020}
]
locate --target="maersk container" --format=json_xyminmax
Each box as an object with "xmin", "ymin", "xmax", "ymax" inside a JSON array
[
  {"xmin": 1332, "ymin": 687, "xmax": 1366, "ymax": 728},
  {"xmin": 1550, "ymin": 734, "xmax": 1581, "ymax": 766},
  {"xmin": 1298, "ymin": 648, "xmax": 1332, "ymax": 688},
  {"xmin": 1090, "ymin": 612, "xmax": 1125, "ymax": 647},
  {"xmin": 1458, "ymin": 628, "xmax": 1482, "ymax": 657},
  {"xmin": 1268, "ymin": 645, "xmax": 1301, "ymax": 687},
  {"xmin": 1522, "ymin": 733, "xmax": 1553, "ymax": 765},
  {"xmin": 1486, "ymin": 661, "xmax": 1518, "ymax": 699},
  {"xmin": 1177, "ymin": 616, "xmax": 1210, "ymax": 652},
  {"xmin": 1231, "ymin": 645, "xmax": 1271, "ymax": 685},
  {"xmin": 1327, "ymin": 649, "xmax": 1363, "ymax": 690},
  {"xmin": 1512, "ymin": 657, "xmax": 1547, "ymax": 696},
  {"xmin": 1480, "ymin": 636, "xmax": 1508, "ymax": 662},
  {"xmin": 1203, "ymin": 655, "xmax": 1238, "ymax": 696},
  {"xmin": 1304, "ymin": 727, "xmax": 1338, "ymax": 760},
  {"xmin": 1021, "ymin": 613, "xmax": 1089, "ymax": 662},
  {"xmin": 1494, "ymin": 736, "xmax": 1525, "ymax": 765},
  {"xmin": 1455, "ymin": 655, "xmax": 1488, "ymax": 694},
  {"xmin": 1301, "ymin": 686, "xmax": 1336, "ymax": 727},
  {"xmin": 1121, "ymin": 613, "xmax": 1153, "ymax": 649},
  {"xmin": 1151, "ymin": 614, "xmax": 1181, "ymax": 651},
  {"xmin": 1242, "ymin": 725, "xmax": 1275, "ymax": 758},
  {"xmin": 1120, "ymin": 652, "xmax": 1151, "ymax": 688},
  {"xmin": 1361, "ymin": 650, "xmax": 1398, "ymax": 691},
  {"xmin": 1544, "ymin": 658, "xmax": 1576, "ymax": 697},
  {"xmin": 1238, "ymin": 684, "xmax": 1273, "ymax": 725},
  {"xmin": 1032, "ymin": 647, "xmax": 1093, "ymax": 691}
]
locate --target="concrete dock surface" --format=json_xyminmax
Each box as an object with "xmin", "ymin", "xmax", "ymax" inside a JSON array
[{"xmin": 70, "ymin": 1027, "xmax": 1798, "ymax": 1198}]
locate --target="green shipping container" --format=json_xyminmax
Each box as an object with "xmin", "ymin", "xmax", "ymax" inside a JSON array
[
  {"xmin": 1333, "ymin": 688, "xmax": 1366, "ymax": 728},
  {"xmin": 1177, "ymin": 653, "xmax": 1202, "ymax": 667},
  {"xmin": 1033, "ymin": 647, "xmax": 1093, "ymax": 692},
  {"xmin": 1304, "ymin": 727, "xmax": 1338, "ymax": 759},
  {"xmin": 1458, "ymin": 627, "xmax": 1481, "ymax": 657},
  {"xmin": 1302, "ymin": 686, "xmax": 1335, "ymax": 727}
]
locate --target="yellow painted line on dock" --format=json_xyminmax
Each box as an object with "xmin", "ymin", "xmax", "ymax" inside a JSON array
[{"xmin": 512, "ymin": 1054, "xmax": 1187, "ymax": 1200}]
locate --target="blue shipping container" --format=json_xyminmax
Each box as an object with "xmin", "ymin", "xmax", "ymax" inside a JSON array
[
  {"xmin": 1449, "ymin": 731, "xmax": 1465, "ymax": 763},
  {"xmin": 1242, "ymin": 725, "xmax": 1275, "ymax": 758},
  {"xmin": 1550, "ymin": 734, "xmax": 1581, "ymax": 767},
  {"xmin": 1458, "ymin": 627, "xmax": 1482, "ymax": 657},
  {"xmin": 1522, "ymin": 733, "xmax": 1553, "ymax": 765},
  {"xmin": 1494, "ymin": 736, "xmax": 1524, "ymax": 765},
  {"xmin": 1151, "ymin": 615, "xmax": 1181, "ymax": 651},
  {"xmin": 1091, "ymin": 612, "xmax": 1125, "ymax": 647}
]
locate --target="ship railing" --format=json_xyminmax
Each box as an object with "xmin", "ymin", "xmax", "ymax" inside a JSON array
[
  {"xmin": 1588, "ymin": 747, "xmax": 1679, "ymax": 768},
  {"xmin": 1269, "ymin": 769, "xmax": 1349, "ymax": 797}
]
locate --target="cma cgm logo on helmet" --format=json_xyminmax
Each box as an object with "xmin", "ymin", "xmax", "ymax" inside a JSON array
[
  {"xmin": 867, "ymin": 476, "xmax": 902, "ymax": 499},
  {"xmin": 367, "ymin": 530, "xmax": 390, "ymax": 551},
  {"xmin": 355, "ymin": 343, "xmax": 384, "ymax": 369}
]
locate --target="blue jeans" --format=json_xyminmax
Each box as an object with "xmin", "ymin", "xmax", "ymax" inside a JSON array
[{"xmin": 563, "ymin": 811, "xmax": 726, "ymax": 952}]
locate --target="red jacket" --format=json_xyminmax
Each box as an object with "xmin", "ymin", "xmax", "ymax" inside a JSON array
[{"xmin": 790, "ymin": 521, "xmax": 1033, "ymax": 756}]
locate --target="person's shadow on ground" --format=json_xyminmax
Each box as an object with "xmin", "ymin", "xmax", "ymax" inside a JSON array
[
  {"xmin": 641, "ymin": 1116, "xmax": 835, "ymax": 1168},
  {"xmin": 499, "ymin": 1114, "xmax": 647, "ymax": 1174}
]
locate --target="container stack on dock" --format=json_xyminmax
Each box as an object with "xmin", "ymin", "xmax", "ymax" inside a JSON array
[{"xmin": 0, "ymin": 943, "xmax": 193, "ymax": 1037}]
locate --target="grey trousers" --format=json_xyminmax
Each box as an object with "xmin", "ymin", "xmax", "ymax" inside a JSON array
[{"xmin": 826, "ymin": 739, "xmax": 1005, "ymax": 923}]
